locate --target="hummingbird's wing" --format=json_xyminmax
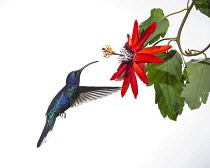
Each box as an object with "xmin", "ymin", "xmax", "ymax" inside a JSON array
[{"xmin": 72, "ymin": 86, "xmax": 121, "ymax": 107}]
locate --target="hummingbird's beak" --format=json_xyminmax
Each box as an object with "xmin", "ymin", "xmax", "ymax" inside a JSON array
[{"xmin": 79, "ymin": 61, "xmax": 99, "ymax": 72}]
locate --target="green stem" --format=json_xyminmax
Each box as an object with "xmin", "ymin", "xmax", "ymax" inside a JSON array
[
  {"xmin": 164, "ymin": 8, "xmax": 187, "ymax": 18},
  {"xmin": 153, "ymin": 38, "xmax": 175, "ymax": 46},
  {"xmin": 176, "ymin": 0, "xmax": 195, "ymax": 56},
  {"xmin": 167, "ymin": 38, "xmax": 176, "ymax": 45},
  {"xmin": 176, "ymin": 0, "xmax": 210, "ymax": 57},
  {"xmin": 187, "ymin": 0, "xmax": 190, "ymax": 8},
  {"xmin": 151, "ymin": 0, "xmax": 209, "ymax": 59},
  {"xmin": 187, "ymin": 49, "xmax": 208, "ymax": 59}
]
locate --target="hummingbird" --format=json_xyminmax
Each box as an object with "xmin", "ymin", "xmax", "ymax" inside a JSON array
[{"xmin": 37, "ymin": 61, "xmax": 121, "ymax": 148}]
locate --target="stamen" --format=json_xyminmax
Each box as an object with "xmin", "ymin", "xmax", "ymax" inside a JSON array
[
  {"xmin": 102, "ymin": 45, "xmax": 114, "ymax": 58},
  {"xmin": 119, "ymin": 47, "xmax": 134, "ymax": 63},
  {"xmin": 102, "ymin": 45, "xmax": 125, "ymax": 58}
]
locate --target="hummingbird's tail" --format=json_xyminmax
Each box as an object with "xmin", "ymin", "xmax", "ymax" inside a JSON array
[{"xmin": 37, "ymin": 116, "xmax": 57, "ymax": 148}]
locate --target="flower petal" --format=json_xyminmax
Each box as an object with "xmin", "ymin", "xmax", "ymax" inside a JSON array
[
  {"xmin": 133, "ymin": 62, "xmax": 148, "ymax": 84},
  {"xmin": 126, "ymin": 34, "xmax": 132, "ymax": 50},
  {"xmin": 135, "ymin": 53, "xmax": 164, "ymax": 63},
  {"xmin": 139, "ymin": 62, "xmax": 146, "ymax": 73},
  {"xmin": 110, "ymin": 63, "xmax": 128, "ymax": 81},
  {"xmin": 131, "ymin": 20, "xmax": 140, "ymax": 47},
  {"xmin": 121, "ymin": 65, "xmax": 131, "ymax": 97},
  {"xmin": 130, "ymin": 66, "xmax": 138, "ymax": 98},
  {"xmin": 139, "ymin": 45, "xmax": 172, "ymax": 54},
  {"xmin": 133, "ymin": 22, "xmax": 157, "ymax": 52}
]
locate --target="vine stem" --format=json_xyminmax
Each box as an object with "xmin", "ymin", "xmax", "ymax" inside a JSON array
[
  {"xmin": 190, "ymin": 50, "xmax": 208, "ymax": 59},
  {"xmin": 153, "ymin": 38, "xmax": 176, "ymax": 46},
  {"xmin": 187, "ymin": 0, "xmax": 190, "ymax": 8},
  {"xmin": 153, "ymin": 0, "xmax": 209, "ymax": 58},
  {"xmin": 164, "ymin": 8, "xmax": 187, "ymax": 18},
  {"xmin": 176, "ymin": 0, "xmax": 210, "ymax": 57}
]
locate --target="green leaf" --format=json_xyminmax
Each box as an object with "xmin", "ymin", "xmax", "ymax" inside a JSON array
[
  {"xmin": 194, "ymin": 0, "xmax": 210, "ymax": 18},
  {"xmin": 147, "ymin": 50, "xmax": 184, "ymax": 120},
  {"xmin": 147, "ymin": 50, "xmax": 183, "ymax": 85},
  {"xmin": 181, "ymin": 58, "xmax": 210, "ymax": 110},
  {"xmin": 139, "ymin": 8, "xmax": 169, "ymax": 46}
]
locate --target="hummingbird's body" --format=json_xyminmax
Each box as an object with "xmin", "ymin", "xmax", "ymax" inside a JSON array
[{"xmin": 37, "ymin": 61, "xmax": 120, "ymax": 148}]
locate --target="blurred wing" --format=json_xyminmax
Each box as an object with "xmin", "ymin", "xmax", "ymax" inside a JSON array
[{"xmin": 72, "ymin": 86, "xmax": 121, "ymax": 107}]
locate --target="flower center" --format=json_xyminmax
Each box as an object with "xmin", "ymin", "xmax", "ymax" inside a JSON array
[{"xmin": 119, "ymin": 47, "xmax": 134, "ymax": 63}]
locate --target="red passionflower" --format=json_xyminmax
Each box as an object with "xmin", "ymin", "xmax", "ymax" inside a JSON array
[{"xmin": 110, "ymin": 20, "xmax": 172, "ymax": 98}]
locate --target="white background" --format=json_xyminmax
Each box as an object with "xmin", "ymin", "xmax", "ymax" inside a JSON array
[{"xmin": 0, "ymin": 0, "xmax": 210, "ymax": 167}]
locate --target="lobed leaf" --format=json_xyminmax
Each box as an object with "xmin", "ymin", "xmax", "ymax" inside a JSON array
[
  {"xmin": 139, "ymin": 8, "xmax": 169, "ymax": 47},
  {"xmin": 181, "ymin": 58, "xmax": 210, "ymax": 110},
  {"xmin": 147, "ymin": 50, "xmax": 184, "ymax": 120}
]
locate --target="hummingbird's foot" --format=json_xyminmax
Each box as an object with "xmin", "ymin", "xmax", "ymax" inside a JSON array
[{"xmin": 60, "ymin": 112, "xmax": 66, "ymax": 119}]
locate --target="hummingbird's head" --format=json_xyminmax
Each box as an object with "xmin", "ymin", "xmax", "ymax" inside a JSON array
[{"xmin": 66, "ymin": 61, "xmax": 98, "ymax": 86}]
